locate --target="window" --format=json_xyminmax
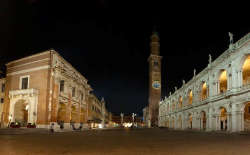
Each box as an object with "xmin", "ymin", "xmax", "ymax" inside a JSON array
[
  {"xmin": 21, "ymin": 77, "xmax": 28, "ymax": 89},
  {"xmin": 72, "ymin": 87, "xmax": 75, "ymax": 97},
  {"xmin": 154, "ymin": 61, "xmax": 158, "ymax": 67},
  {"xmin": 1, "ymin": 84, "xmax": 5, "ymax": 92},
  {"xmin": 0, "ymin": 98, "xmax": 3, "ymax": 103},
  {"xmin": 81, "ymin": 93, "xmax": 83, "ymax": 100},
  {"xmin": 60, "ymin": 80, "xmax": 64, "ymax": 92}
]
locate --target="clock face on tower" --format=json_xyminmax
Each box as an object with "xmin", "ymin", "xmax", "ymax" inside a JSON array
[{"xmin": 152, "ymin": 82, "xmax": 161, "ymax": 89}]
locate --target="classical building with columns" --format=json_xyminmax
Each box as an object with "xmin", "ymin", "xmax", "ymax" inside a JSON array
[
  {"xmin": 1, "ymin": 49, "xmax": 92, "ymax": 130},
  {"xmin": 159, "ymin": 32, "xmax": 250, "ymax": 132}
]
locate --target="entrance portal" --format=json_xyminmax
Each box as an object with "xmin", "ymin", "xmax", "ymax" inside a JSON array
[{"xmin": 14, "ymin": 99, "xmax": 29, "ymax": 127}]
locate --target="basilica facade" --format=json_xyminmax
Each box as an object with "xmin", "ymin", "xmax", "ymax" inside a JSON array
[{"xmin": 159, "ymin": 32, "xmax": 250, "ymax": 132}]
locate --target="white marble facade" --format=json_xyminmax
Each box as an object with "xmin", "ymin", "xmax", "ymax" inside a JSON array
[{"xmin": 159, "ymin": 32, "xmax": 250, "ymax": 132}]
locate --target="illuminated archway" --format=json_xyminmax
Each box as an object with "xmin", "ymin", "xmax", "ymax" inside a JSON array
[
  {"xmin": 13, "ymin": 99, "xmax": 30, "ymax": 126},
  {"xmin": 178, "ymin": 96, "xmax": 183, "ymax": 108},
  {"xmin": 172, "ymin": 101, "xmax": 175, "ymax": 111},
  {"xmin": 189, "ymin": 91, "xmax": 193, "ymax": 104},
  {"xmin": 80, "ymin": 108, "xmax": 85, "ymax": 123},
  {"xmin": 242, "ymin": 56, "xmax": 250, "ymax": 85},
  {"xmin": 178, "ymin": 115, "xmax": 182, "ymax": 129},
  {"xmin": 215, "ymin": 107, "xmax": 227, "ymax": 130},
  {"xmin": 199, "ymin": 111, "xmax": 206, "ymax": 130},
  {"xmin": 71, "ymin": 106, "xmax": 77, "ymax": 123},
  {"xmin": 219, "ymin": 70, "xmax": 227, "ymax": 93},
  {"xmin": 201, "ymin": 82, "xmax": 207, "ymax": 100},
  {"xmin": 57, "ymin": 103, "xmax": 66, "ymax": 125},
  {"xmin": 239, "ymin": 102, "xmax": 250, "ymax": 131},
  {"xmin": 187, "ymin": 113, "xmax": 192, "ymax": 129}
]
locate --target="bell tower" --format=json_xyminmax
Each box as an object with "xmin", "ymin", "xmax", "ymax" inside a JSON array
[{"xmin": 148, "ymin": 25, "xmax": 162, "ymax": 127}]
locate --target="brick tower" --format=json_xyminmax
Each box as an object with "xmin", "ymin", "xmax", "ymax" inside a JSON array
[{"xmin": 148, "ymin": 26, "xmax": 162, "ymax": 127}]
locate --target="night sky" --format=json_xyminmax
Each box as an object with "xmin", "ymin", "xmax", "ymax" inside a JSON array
[{"xmin": 1, "ymin": 1, "xmax": 250, "ymax": 116}]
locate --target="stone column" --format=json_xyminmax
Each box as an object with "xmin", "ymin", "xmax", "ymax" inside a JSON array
[
  {"xmin": 217, "ymin": 82, "xmax": 220, "ymax": 94},
  {"xmin": 120, "ymin": 113, "xmax": 124, "ymax": 127},
  {"xmin": 227, "ymin": 114, "xmax": 230, "ymax": 132},
  {"xmin": 206, "ymin": 115, "xmax": 209, "ymax": 131},
  {"xmin": 215, "ymin": 116, "xmax": 218, "ymax": 130},
  {"xmin": 231, "ymin": 103, "xmax": 237, "ymax": 132},
  {"xmin": 227, "ymin": 75, "xmax": 230, "ymax": 90},
  {"xmin": 241, "ymin": 113, "xmax": 244, "ymax": 131},
  {"xmin": 218, "ymin": 116, "xmax": 221, "ymax": 130},
  {"xmin": 224, "ymin": 119, "xmax": 226, "ymax": 130},
  {"xmin": 240, "ymin": 69, "xmax": 243, "ymax": 86},
  {"xmin": 200, "ymin": 118, "xmax": 203, "ymax": 130}
]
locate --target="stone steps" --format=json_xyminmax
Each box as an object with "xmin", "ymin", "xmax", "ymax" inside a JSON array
[{"xmin": 0, "ymin": 128, "xmax": 50, "ymax": 135}]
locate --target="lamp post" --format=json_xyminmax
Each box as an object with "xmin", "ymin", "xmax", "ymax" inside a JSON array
[{"xmin": 132, "ymin": 113, "xmax": 137, "ymax": 127}]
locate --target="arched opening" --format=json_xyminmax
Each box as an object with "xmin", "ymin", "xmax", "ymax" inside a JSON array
[
  {"xmin": 244, "ymin": 102, "xmax": 250, "ymax": 130},
  {"xmin": 187, "ymin": 114, "xmax": 192, "ymax": 129},
  {"xmin": 219, "ymin": 70, "xmax": 227, "ymax": 93},
  {"xmin": 215, "ymin": 107, "xmax": 227, "ymax": 130},
  {"xmin": 80, "ymin": 108, "xmax": 85, "ymax": 123},
  {"xmin": 189, "ymin": 91, "xmax": 193, "ymax": 104},
  {"xmin": 172, "ymin": 101, "xmax": 175, "ymax": 111},
  {"xmin": 13, "ymin": 99, "xmax": 29, "ymax": 126},
  {"xmin": 202, "ymin": 83, "xmax": 207, "ymax": 100},
  {"xmin": 57, "ymin": 103, "xmax": 66, "ymax": 127},
  {"xmin": 239, "ymin": 102, "xmax": 250, "ymax": 131},
  {"xmin": 242, "ymin": 56, "xmax": 250, "ymax": 85},
  {"xmin": 71, "ymin": 106, "xmax": 77, "ymax": 123},
  {"xmin": 172, "ymin": 117, "xmax": 175, "ymax": 129},
  {"xmin": 178, "ymin": 96, "xmax": 183, "ymax": 108},
  {"xmin": 178, "ymin": 115, "xmax": 182, "ymax": 129},
  {"xmin": 167, "ymin": 117, "xmax": 170, "ymax": 128},
  {"xmin": 200, "ymin": 111, "xmax": 206, "ymax": 130},
  {"xmin": 167, "ymin": 104, "xmax": 169, "ymax": 113}
]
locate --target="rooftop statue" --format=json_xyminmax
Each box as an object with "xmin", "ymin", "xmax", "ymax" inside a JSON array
[
  {"xmin": 194, "ymin": 69, "xmax": 196, "ymax": 76},
  {"xmin": 229, "ymin": 32, "xmax": 233, "ymax": 44},
  {"xmin": 209, "ymin": 54, "xmax": 212, "ymax": 64},
  {"xmin": 175, "ymin": 87, "xmax": 177, "ymax": 92},
  {"xmin": 182, "ymin": 80, "xmax": 185, "ymax": 85}
]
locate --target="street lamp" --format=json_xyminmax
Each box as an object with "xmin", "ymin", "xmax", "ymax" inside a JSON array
[{"xmin": 132, "ymin": 113, "xmax": 137, "ymax": 127}]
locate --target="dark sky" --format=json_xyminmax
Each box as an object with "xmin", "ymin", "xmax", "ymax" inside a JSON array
[{"xmin": 1, "ymin": 0, "xmax": 250, "ymax": 116}]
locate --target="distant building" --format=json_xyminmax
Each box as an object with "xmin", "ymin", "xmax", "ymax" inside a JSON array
[
  {"xmin": 112, "ymin": 114, "xmax": 143, "ymax": 127},
  {"xmin": 0, "ymin": 78, "xmax": 5, "ymax": 121},
  {"xmin": 87, "ymin": 94, "xmax": 112, "ymax": 128}
]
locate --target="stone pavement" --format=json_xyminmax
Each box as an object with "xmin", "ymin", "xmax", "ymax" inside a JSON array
[{"xmin": 0, "ymin": 127, "xmax": 250, "ymax": 155}]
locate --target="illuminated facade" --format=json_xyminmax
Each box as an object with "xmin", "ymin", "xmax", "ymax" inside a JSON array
[
  {"xmin": 159, "ymin": 32, "xmax": 250, "ymax": 132},
  {"xmin": 1, "ymin": 50, "xmax": 92, "ymax": 130},
  {"xmin": 0, "ymin": 78, "xmax": 5, "ymax": 119}
]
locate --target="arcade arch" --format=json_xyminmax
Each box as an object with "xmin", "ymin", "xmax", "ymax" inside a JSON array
[
  {"xmin": 57, "ymin": 103, "xmax": 66, "ymax": 124},
  {"xmin": 71, "ymin": 106, "xmax": 77, "ymax": 123},
  {"xmin": 178, "ymin": 96, "xmax": 183, "ymax": 108},
  {"xmin": 13, "ymin": 99, "xmax": 30, "ymax": 126},
  {"xmin": 242, "ymin": 56, "xmax": 250, "ymax": 85},
  {"xmin": 219, "ymin": 70, "xmax": 228, "ymax": 93},
  {"xmin": 239, "ymin": 102, "xmax": 250, "ymax": 131},
  {"xmin": 189, "ymin": 91, "xmax": 193, "ymax": 104},
  {"xmin": 215, "ymin": 107, "xmax": 228, "ymax": 130}
]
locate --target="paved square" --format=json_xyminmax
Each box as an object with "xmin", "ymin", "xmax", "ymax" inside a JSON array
[{"xmin": 0, "ymin": 128, "xmax": 249, "ymax": 155}]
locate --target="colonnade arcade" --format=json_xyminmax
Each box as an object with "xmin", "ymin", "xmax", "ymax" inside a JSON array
[{"xmin": 159, "ymin": 32, "xmax": 250, "ymax": 132}]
